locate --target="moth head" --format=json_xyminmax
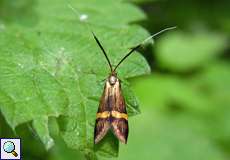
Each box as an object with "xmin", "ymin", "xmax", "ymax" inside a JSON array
[{"xmin": 108, "ymin": 73, "xmax": 117, "ymax": 85}]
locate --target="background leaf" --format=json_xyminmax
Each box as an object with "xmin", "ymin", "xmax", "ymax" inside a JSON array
[
  {"xmin": 0, "ymin": 0, "xmax": 150, "ymax": 158},
  {"xmin": 155, "ymin": 31, "xmax": 227, "ymax": 72}
]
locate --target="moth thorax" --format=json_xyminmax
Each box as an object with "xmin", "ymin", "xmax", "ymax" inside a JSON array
[{"xmin": 109, "ymin": 75, "xmax": 117, "ymax": 85}]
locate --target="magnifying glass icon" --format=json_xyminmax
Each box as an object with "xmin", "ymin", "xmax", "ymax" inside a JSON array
[{"xmin": 3, "ymin": 141, "xmax": 18, "ymax": 157}]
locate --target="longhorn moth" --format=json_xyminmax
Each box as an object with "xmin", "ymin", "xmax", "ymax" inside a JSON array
[{"xmin": 93, "ymin": 27, "xmax": 176, "ymax": 144}]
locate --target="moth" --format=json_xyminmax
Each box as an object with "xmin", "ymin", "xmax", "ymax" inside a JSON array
[
  {"xmin": 93, "ymin": 33, "xmax": 140, "ymax": 144},
  {"xmin": 93, "ymin": 27, "xmax": 176, "ymax": 144},
  {"xmin": 66, "ymin": 2, "xmax": 176, "ymax": 144}
]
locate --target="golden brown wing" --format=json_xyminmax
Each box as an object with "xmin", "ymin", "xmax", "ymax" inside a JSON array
[
  {"xmin": 94, "ymin": 79, "xmax": 129, "ymax": 144},
  {"xmin": 110, "ymin": 80, "xmax": 129, "ymax": 144},
  {"xmin": 94, "ymin": 81, "xmax": 111, "ymax": 144}
]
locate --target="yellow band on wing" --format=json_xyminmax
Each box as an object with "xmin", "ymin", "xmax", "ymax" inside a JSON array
[
  {"xmin": 96, "ymin": 111, "xmax": 128, "ymax": 120},
  {"xmin": 111, "ymin": 111, "xmax": 128, "ymax": 120},
  {"xmin": 96, "ymin": 111, "xmax": 110, "ymax": 119}
]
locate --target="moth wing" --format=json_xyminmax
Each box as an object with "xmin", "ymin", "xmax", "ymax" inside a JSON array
[
  {"xmin": 111, "ymin": 118, "xmax": 128, "ymax": 144},
  {"xmin": 94, "ymin": 82, "xmax": 111, "ymax": 144},
  {"xmin": 111, "ymin": 80, "xmax": 129, "ymax": 144},
  {"xmin": 94, "ymin": 118, "xmax": 110, "ymax": 144}
]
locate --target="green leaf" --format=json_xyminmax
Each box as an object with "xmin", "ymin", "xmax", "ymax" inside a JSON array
[
  {"xmin": 125, "ymin": 71, "xmax": 230, "ymax": 160},
  {"xmin": 155, "ymin": 31, "xmax": 227, "ymax": 72},
  {"xmin": 128, "ymin": 59, "xmax": 230, "ymax": 159},
  {"xmin": 188, "ymin": 61, "xmax": 230, "ymax": 141},
  {"xmin": 33, "ymin": 116, "xmax": 55, "ymax": 150},
  {"xmin": 0, "ymin": 0, "xmax": 150, "ymax": 158},
  {"xmin": 131, "ymin": 74, "xmax": 214, "ymax": 113},
  {"xmin": 127, "ymin": 0, "xmax": 159, "ymax": 4},
  {"xmin": 114, "ymin": 108, "xmax": 226, "ymax": 160},
  {"xmin": 48, "ymin": 136, "xmax": 85, "ymax": 160}
]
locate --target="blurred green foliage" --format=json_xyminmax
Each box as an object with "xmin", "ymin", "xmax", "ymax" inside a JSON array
[
  {"xmin": 1, "ymin": 0, "xmax": 230, "ymax": 160},
  {"xmin": 113, "ymin": 0, "xmax": 230, "ymax": 160}
]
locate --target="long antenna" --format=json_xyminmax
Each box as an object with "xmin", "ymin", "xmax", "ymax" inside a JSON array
[
  {"xmin": 68, "ymin": 3, "xmax": 113, "ymax": 72},
  {"xmin": 67, "ymin": 3, "xmax": 176, "ymax": 73},
  {"xmin": 67, "ymin": 3, "xmax": 92, "ymax": 32},
  {"xmin": 113, "ymin": 44, "xmax": 141, "ymax": 72},
  {"xmin": 113, "ymin": 26, "xmax": 177, "ymax": 71},
  {"xmin": 92, "ymin": 32, "xmax": 113, "ymax": 72}
]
